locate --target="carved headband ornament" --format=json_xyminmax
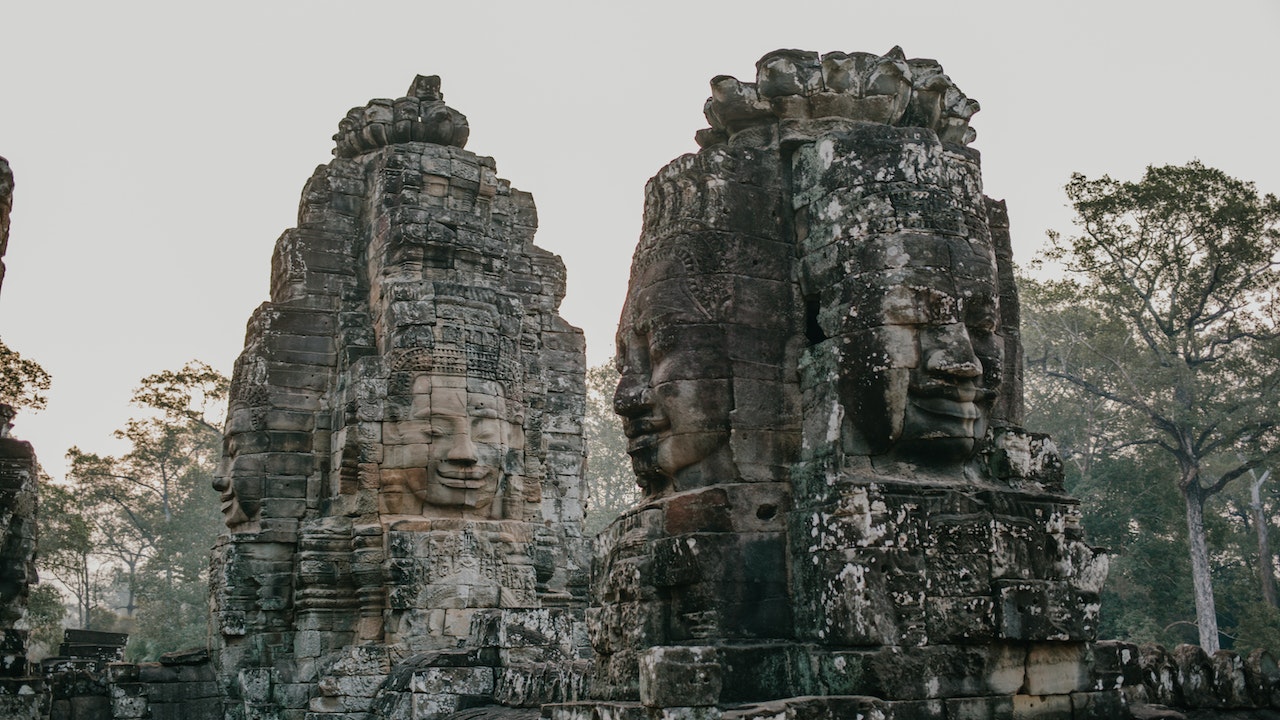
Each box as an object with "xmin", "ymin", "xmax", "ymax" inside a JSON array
[
  {"xmin": 625, "ymin": 235, "xmax": 734, "ymax": 332},
  {"xmin": 698, "ymin": 47, "xmax": 979, "ymax": 148},
  {"xmin": 390, "ymin": 342, "xmax": 512, "ymax": 383},
  {"xmin": 333, "ymin": 75, "xmax": 470, "ymax": 158}
]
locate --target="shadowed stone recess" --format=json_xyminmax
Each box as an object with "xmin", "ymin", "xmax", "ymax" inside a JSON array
[{"xmin": 207, "ymin": 76, "xmax": 590, "ymax": 720}]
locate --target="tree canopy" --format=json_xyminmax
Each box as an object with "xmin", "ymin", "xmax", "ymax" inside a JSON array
[
  {"xmin": 583, "ymin": 359, "xmax": 637, "ymax": 537},
  {"xmin": 0, "ymin": 337, "xmax": 50, "ymax": 412},
  {"xmin": 1025, "ymin": 161, "xmax": 1280, "ymax": 651},
  {"xmin": 43, "ymin": 361, "xmax": 227, "ymax": 659}
]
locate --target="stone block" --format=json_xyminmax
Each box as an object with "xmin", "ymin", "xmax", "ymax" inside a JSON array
[
  {"xmin": 945, "ymin": 694, "xmax": 1015, "ymax": 720},
  {"xmin": 713, "ymin": 643, "xmax": 794, "ymax": 702},
  {"xmin": 1243, "ymin": 649, "xmax": 1280, "ymax": 707},
  {"xmin": 1138, "ymin": 644, "xmax": 1179, "ymax": 707},
  {"xmin": 110, "ymin": 690, "xmax": 149, "ymax": 718},
  {"xmin": 639, "ymin": 646, "xmax": 721, "ymax": 708},
  {"xmin": 1025, "ymin": 644, "xmax": 1089, "ymax": 696},
  {"xmin": 865, "ymin": 645, "xmax": 988, "ymax": 700},
  {"xmin": 1172, "ymin": 643, "xmax": 1217, "ymax": 708},
  {"xmin": 725, "ymin": 695, "xmax": 888, "ymax": 720},
  {"xmin": 69, "ymin": 694, "xmax": 111, "ymax": 717},
  {"xmin": 925, "ymin": 596, "xmax": 996, "ymax": 643},
  {"xmin": 409, "ymin": 666, "xmax": 494, "ymax": 696},
  {"xmin": 1011, "ymin": 694, "xmax": 1071, "ymax": 719},
  {"xmin": 1211, "ymin": 650, "xmax": 1249, "ymax": 708},
  {"xmin": 317, "ymin": 671, "xmax": 383, "ymax": 699},
  {"xmin": 792, "ymin": 648, "xmax": 872, "ymax": 698},
  {"xmin": 882, "ymin": 698, "xmax": 946, "ymax": 719},
  {"xmin": 987, "ymin": 644, "xmax": 1028, "ymax": 695},
  {"xmin": 1068, "ymin": 690, "xmax": 1126, "ymax": 720},
  {"xmin": 1090, "ymin": 641, "xmax": 1141, "ymax": 692},
  {"xmin": 995, "ymin": 581, "xmax": 1096, "ymax": 642},
  {"xmin": 411, "ymin": 690, "xmax": 462, "ymax": 718}
]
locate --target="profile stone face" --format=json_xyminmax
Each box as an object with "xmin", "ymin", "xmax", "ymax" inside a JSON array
[{"xmin": 562, "ymin": 49, "xmax": 1107, "ymax": 717}]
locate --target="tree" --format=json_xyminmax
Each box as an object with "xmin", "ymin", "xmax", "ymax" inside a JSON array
[
  {"xmin": 61, "ymin": 361, "xmax": 227, "ymax": 658},
  {"xmin": 1025, "ymin": 162, "xmax": 1280, "ymax": 651},
  {"xmin": 583, "ymin": 359, "xmax": 639, "ymax": 537},
  {"xmin": 37, "ymin": 476, "xmax": 107, "ymax": 631},
  {"xmin": 0, "ymin": 337, "xmax": 50, "ymax": 412},
  {"xmin": 25, "ymin": 583, "xmax": 67, "ymax": 659}
]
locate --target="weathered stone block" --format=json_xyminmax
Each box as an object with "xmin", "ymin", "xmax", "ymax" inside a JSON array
[
  {"xmin": 1011, "ymin": 694, "xmax": 1071, "ymax": 719},
  {"xmin": 409, "ymin": 666, "xmax": 494, "ymax": 696},
  {"xmin": 944, "ymin": 694, "xmax": 1015, "ymax": 720},
  {"xmin": 1090, "ymin": 641, "xmax": 1141, "ymax": 692},
  {"xmin": 639, "ymin": 647, "xmax": 721, "ymax": 708},
  {"xmin": 925, "ymin": 596, "xmax": 996, "ymax": 643},
  {"xmin": 1025, "ymin": 644, "xmax": 1089, "ymax": 696},
  {"xmin": 1172, "ymin": 644, "xmax": 1217, "ymax": 709},
  {"xmin": 865, "ymin": 645, "xmax": 988, "ymax": 700},
  {"xmin": 1068, "ymin": 690, "xmax": 1126, "ymax": 720},
  {"xmin": 1211, "ymin": 650, "xmax": 1250, "ymax": 708}
]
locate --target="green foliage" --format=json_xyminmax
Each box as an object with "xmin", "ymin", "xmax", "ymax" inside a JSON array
[
  {"xmin": 1024, "ymin": 161, "xmax": 1280, "ymax": 651},
  {"xmin": 37, "ymin": 476, "xmax": 106, "ymax": 630},
  {"xmin": 0, "ymin": 337, "xmax": 51, "ymax": 412},
  {"xmin": 52, "ymin": 361, "xmax": 226, "ymax": 659},
  {"xmin": 25, "ymin": 584, "xmax": 67, "ymax": 658},
  {"xmin": 583, "ymin": 359, "xmax": 638, "ymax": 537},
  {"xmin": 1231, "ymin": 602, "xmax": 1280, "ymax": 655}
]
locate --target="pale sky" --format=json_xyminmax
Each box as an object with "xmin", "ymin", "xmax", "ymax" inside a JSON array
[{"xmin": 2, "ymin": 0, "xmax": 1278, "ymax": 480}]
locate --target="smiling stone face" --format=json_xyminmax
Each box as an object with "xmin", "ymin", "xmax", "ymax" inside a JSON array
[
  {"xmin": 379, "ymin": 366, "xmax": 523, "ymax": 520},
  {"xmin": 409, "ymin": 376, "xmax": 506, "ymax": 513}
]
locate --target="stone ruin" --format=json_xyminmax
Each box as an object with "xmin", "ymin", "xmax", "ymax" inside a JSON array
[
  {"xmin": 206, "ymin": 75, "xmax": 591, "ymax": 719},
  {"xmin": 0, "ymin": 155, "xmax": 47, "ymax": 718},
  {"xmin": 547, "ymin": 48, "xmax": 1280, "ymax": 720},
  {"xmin": 1, "ymin": 156, "xmax": 12, "ymax": 293},
  {"xmin": 4, "ymin": 51, "xmax": 1280, "ymax": 720}
]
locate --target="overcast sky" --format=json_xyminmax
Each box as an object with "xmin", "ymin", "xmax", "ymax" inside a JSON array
[{"xmin": 3, "ymin": 0, "xmax": 1278, "ymax": 479}]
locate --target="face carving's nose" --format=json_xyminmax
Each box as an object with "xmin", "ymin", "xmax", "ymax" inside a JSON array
[
  {"xmin": 447, "ymin": 430, "xmax": 478, "ymax": 463},
  {"xmin": 614, "ymin": 375, "xmax": 652, "ymax": 417},
  {"xmin": 925, "ymin": 323, "xmax": 982, "ymax": 379}
]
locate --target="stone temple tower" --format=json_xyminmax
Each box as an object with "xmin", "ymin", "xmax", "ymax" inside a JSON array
[
  {"xmin": 209, "ymin": 76, "xmax": 590, "ymax": 719},
  {"xmin": 552, "ymin": 49, "xmax": 1111, "ymax": 719}
]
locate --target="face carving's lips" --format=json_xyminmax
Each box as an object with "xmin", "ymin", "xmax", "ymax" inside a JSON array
[
  {"xmin": 623, "ymin": 415, "xmax": 671, "ymax": 455},
  {"xmin": 435, "ymin": 466, "xmax": 495, "ymax": 489},
  {"xmin": 623, "ymin": 416, "xmax": 670, "ymax": 437},
  {"xmin": 910, "ymin": 396, "xmax": 980, "ymax": 420},
  {"xmin": 908, "ymin": 382, "xmax": 988, "ymax": 419}
]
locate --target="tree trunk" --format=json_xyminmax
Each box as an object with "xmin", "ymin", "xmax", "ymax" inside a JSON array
[
  {"xmin": 1183, "ymin": 482, "xmax": 1220, "ymax": 651},
  {"xmin": 1251, "ymin": 469, "xmax": 1276, "ymax": 607}
]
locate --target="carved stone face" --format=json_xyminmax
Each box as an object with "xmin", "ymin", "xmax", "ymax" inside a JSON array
[
  {"xmin": 842, "ymin": 233, "xmax": 1003, "ymax": 465},
  {"xmin": 212, "ymin": 457, "xmax": 261, "ymax": 530},
  {"xmin": 405, "ymin": 375, "xmax": 506, "ymax": 513},
  {"xmin": 613, "ymin": 255, "xmax": 735, "ymax": 495}
]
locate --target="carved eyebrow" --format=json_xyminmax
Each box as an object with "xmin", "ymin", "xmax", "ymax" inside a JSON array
[{"xmin": 470, "ymin": 407, "xmax": 500, "ymax": 419}]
